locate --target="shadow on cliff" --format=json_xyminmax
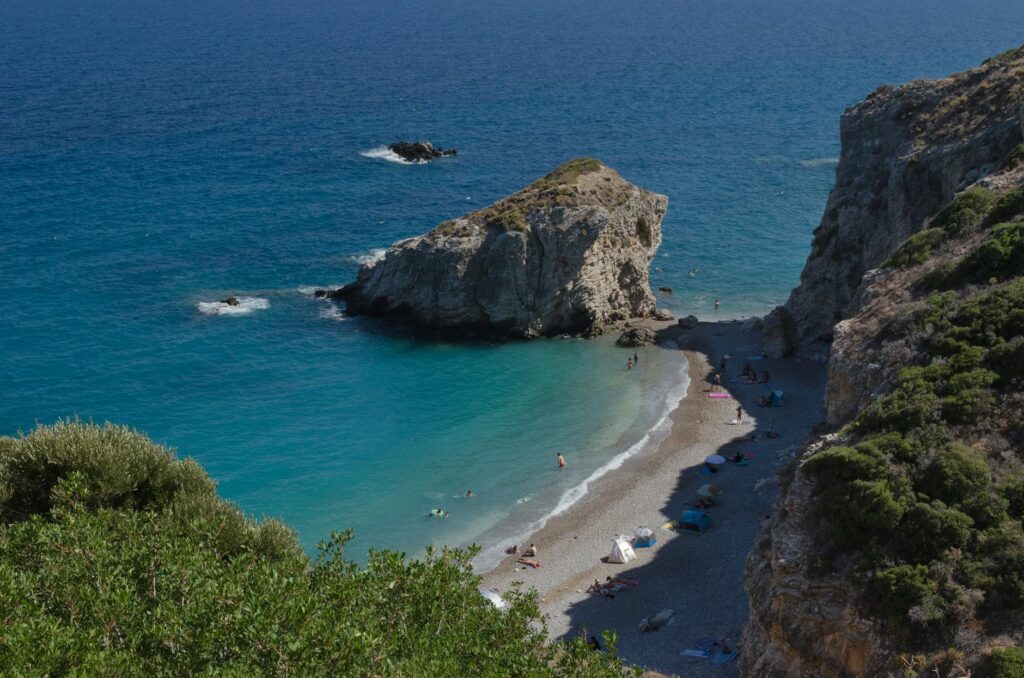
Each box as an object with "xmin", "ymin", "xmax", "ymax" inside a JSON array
[{"xmin": 555, "ymin": 322, "xmax": 824, "ymax": 676}]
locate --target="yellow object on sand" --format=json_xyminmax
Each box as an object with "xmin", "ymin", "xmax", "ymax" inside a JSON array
[{"xmin": 660, "ymin": 520, "xmax": 678, "ymax": 530}]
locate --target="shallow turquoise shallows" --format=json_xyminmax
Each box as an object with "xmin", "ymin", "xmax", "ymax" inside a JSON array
[{"xmin": 3, "ymin": 0, "xmax": 1023, "ymax": 563}]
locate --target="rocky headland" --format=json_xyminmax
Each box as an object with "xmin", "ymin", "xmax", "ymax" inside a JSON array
[
  {"xmin": 743, "ymin": 46, "xmax": 1024, "ymax": 676},
  {"xmin": 321, "ymin": 159, "xmax": 668, "ymax": 338}
]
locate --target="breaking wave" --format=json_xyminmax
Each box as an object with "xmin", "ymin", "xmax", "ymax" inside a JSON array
[{"xmin": 197, "ymin": 296, "xmax": 269, "ymax": 316}]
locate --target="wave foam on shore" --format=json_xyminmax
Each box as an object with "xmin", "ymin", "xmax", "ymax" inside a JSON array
[{"xmin": 472, "ymin": 341, "xmax": 690, "ymax": 571}]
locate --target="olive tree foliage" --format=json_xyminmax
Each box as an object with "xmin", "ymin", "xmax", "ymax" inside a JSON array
[{"xmin": 0, "ymin": 420, "xmax": 636, "ymax": 676}]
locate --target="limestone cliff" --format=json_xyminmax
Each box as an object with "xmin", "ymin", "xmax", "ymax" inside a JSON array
[
  {"xmin": 327, "ymin": 159, "xmax": 667, "ymax": 338},
  {"xmin": 766, "ymin": 48, "xmax": 1024, "ymax": 358},
  {"xmin": 744, "ymin": 47, "xmax": 1024, "ymax": 677}
]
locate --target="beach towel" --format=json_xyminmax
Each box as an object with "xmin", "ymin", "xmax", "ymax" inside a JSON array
[
  {"xmin": 681, "ymin": 649, "xmax": 710, "ymax": 658},
  {"xmin": 747, "ymin": 354, "xmax": 765, "ymax": 360},
  {"xmin": 708, "ymin": 393, "xmax": 732, "ymax": 399},
  {"xmin": 515, "ymin": 558, "xmax": 541, "ymax": 569},
  {"xmin": 736, "ymin": 459, "xmax": 749, "ymax": 466}
]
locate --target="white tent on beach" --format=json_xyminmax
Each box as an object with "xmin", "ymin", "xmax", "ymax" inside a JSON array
[
  {"xmin": 479, "ymin": 588, "xmax": 508, "ymax": 610},
  {"xmin": 608, "ymin": 537, "xmax": 637, "ymax": 564}
]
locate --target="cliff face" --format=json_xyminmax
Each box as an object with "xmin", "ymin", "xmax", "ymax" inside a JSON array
[
  {"xmin": 767, "ymin": 50, "xmax": 1024, "ymax": 358},
  {"xmin": 744, "ymin": 47, "xmax": 1024, "ymax": 677},
  {"xmin": 331, "ymin": 159, "xmax": 667, "ymax": 338}
]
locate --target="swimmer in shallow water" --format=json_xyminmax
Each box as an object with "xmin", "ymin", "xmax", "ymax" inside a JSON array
[{"xmin": 557, "ymin": 453, "xmax": 566, "ymax": 469}]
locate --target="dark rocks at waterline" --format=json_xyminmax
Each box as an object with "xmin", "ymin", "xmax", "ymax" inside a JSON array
[
  {"xmin": 658, "ymin": 286, "xmax": 673, "ymax": 294},
  {"xmin": 221, "ymin": 296, "xmax": 240, "ymax": 306},
  {"xmin": 616, "ymin": 326, "xmax": 656, "ymax": 347},
  {"xmin": 677, "ymin": 315, "xmax": 699, "ymax": 329},
  {"xmin": 389, "ymin": 141, "xmax": 457, "ymax": 163}
]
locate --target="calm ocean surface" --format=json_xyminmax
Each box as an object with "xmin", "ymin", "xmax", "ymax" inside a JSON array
[{"xmin": 3, "ymin": 0, "xmax": 1023, "ymax": 563}]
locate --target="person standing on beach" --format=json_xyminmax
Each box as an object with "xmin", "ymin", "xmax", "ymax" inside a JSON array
[
  {"xmin": 557, "ymin": 453, "xmax": 566, "ymax": 469},
  {"xmin": 719, "ymin": 355, "xmax": 727, "ymax": 372},
  {"xmin": 714, "ymin": 299, "xmax": 721, "ymax": 310},
  {"xmin": 736, "ymin": 405, "xmax": 743, "ymax": 423},
  {"xmin": 712, "ymin": 372, "xmax": 721, "ymax": 391}
]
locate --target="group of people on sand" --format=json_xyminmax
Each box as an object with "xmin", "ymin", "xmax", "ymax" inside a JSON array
[
  {"xmin": 586, "ymin": 576, "xmax": 639, "ymax": 598},
  {"xmin": 504, "ymin": 541, "xmax": 541, "ymax": 568},
  {"xmin": 626, "ymin": 352, "xmax": 639, "ymax": 370},
  {"xmin": 740, "ymin": 361, "xmax": 769, "ymax": 384}
]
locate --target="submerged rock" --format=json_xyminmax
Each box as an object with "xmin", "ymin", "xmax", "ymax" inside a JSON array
[
  {"xmin": 616, "ymin": 326, "xmax": 656, "ymax": 347},
  {"xmin": 325, "ymin": 159, "xmax": 668, "ymax": 338},
  {"xmin": 388, "ymin": 141, "xmax": 457, "ymax": 163}
]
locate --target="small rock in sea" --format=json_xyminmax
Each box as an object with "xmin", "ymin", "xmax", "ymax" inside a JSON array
[
  {"xmin": 677, "ymin": 314, "xmax": 699, "ymax": 329},
  {"xmin": 388, "ymin": 140, "xmax": 457, "ymax": 163},
  {"xmin": 221, "ymin": 296, "xmax": 240, "ymax": 306},
  {"xmin": 616, "ymin": 327, "xmax": 656, "ymax": 347},
  {"xmin": 658, "ymin": 286, "xmax": 673, "ymax": 293},
  {"xmin": 654, "ymin": 309, "xmax": 674, "ymax": 321}
]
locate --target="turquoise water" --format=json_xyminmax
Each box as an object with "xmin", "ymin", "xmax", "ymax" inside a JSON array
[{"xmin": 3, "ymin": 0, "xmax": 1023, "ymax": 562}]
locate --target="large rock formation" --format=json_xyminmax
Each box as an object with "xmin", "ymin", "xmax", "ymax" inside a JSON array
[
  {"xmin": 776, "ymin": 48, "xmax": 1024, "ymax": 357},
  {"xmin": 388, "ymin": 141, "xmax": 457, "ymax": 163},
  {"xmin": 743, "ymin": 47, "xmax": 1024, "ymax": 677},
  {"xmin": 325, "ymin": 159, "xmax": 667, "ymax": 338}
]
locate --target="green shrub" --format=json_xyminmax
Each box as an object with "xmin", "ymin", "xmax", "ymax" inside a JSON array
[
  {"xmin": 885, "ymin": 228, "xmax": 947, "ymax": 268},
  {"xmin": 1001, "ymin": 475, "xmax": 1024, "ymax": 519},
  {"xmin": 990, "ymin": 188, "xmax": 1024, "ymax": 224},
  {"xmin": 899, "ymin": 501, "xmax": 973, "ymax": 562},
  {"xmin": 869, "ymin": 564, "xmax": 936, "ymax": 628},
  {"xmin": 804, "ymin": 446, "xmax": 909, "ymax": 548},
  {"xmin": 917, "ymin": 444, "xmax": 991, "ymax": 506},
  {"xmin": 933, "ymin": 186, "xmax": 996, "ymax": 235},
  {"xmin": 985, "ymin": 646, "xmax": 1024, "ymax": 678},
  {"xmin": 0, "ymin": 421, "xmax": 636, "ymax": 677},
  {"xmin": 957, "ymin": 221, "xmax": 1024, "ymax": 284}
]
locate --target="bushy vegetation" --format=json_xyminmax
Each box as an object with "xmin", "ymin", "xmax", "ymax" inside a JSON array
[
  {"xmin": 885, "ymin": 228, "xmax": 948, "ymax": 268},
  {"xmin": 954, "ymin": 221, "xmax": 1024, "ymax": 284},
  {"xmin": 805, "ymin": 278, "xmax": 1024, "ymax": 642},
  {"xmin": 982, "ymin": 647, "xmax": 1024, "ymax": 678},
  {"xmin": 933, "ymin": 186, "xmax": 997, "ymax": 236},
  {"xmin": 0, "ymin": 421, "xmax": 635, "ymax": 676}
]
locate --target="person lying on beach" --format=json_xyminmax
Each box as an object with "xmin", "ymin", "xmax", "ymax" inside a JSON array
[
  {"xmin": 704, "ymin": 462, "xmax": 719, "ymax": 474},
  {"xmin": 689, "ymin": 496, "xmax": 715, "ymax": 509},
  {"xmin": 607, "ymin": 576, "xmax": 639, "ymax": 586},
  {"xmin": 515, "ymin": 557, "xmax": 541, "ymax": 569},
  {"xmin": 741, "ymin": 362, "xmax": 754, "ymax": 377}
]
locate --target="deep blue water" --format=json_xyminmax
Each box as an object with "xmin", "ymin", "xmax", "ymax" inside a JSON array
[{"xmin": 3, "ymin": 0, "xmax": 1023, "ymax": 562}]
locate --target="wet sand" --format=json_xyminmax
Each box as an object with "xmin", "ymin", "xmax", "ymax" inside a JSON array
[{"xmin": 482, "ymin": 320, "xmax": 827, "ymax": 676}]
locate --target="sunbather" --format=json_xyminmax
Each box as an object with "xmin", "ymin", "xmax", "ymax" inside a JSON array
[{"xmin": 515, "ymin": 557, "xmax": 541, "ymax": 568}]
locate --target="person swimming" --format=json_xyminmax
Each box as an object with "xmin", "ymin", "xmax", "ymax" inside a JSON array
[{"xmin": 557, "ymin": 453, "xmax": 566, "ymax": 469}]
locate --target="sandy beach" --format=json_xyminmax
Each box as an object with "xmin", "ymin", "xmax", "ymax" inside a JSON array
[{"xmin": 482, "ymin": 320, "xmax": 826, "ymax": 676}]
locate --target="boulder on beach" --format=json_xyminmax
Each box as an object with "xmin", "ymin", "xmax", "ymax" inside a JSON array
[
  {"xmin": 677, "ymin": 314, "xmax": 699, "ymax": 329},
  {"xmin": 388, "ymin": 141, "xmax": 457, "ymax": 163},
  {"xmin": 616, "ymin": 326, "xmax": 656, "ymax": 347},
  {"xmin": 322, "ymin": 158, "xmax": 668, "ymax": 338},
  {"xmin": 654, "ymin": 309, "xmax": 674, "ymax": 321}
]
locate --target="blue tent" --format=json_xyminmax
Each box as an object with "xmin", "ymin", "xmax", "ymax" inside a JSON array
[
  {"xmin": 761, "ymin": 389, "xmax": 785, "ymax": 407},
  {"xmin": 680, "ymin": 510, "xmax": 712, "ymax": 533}
]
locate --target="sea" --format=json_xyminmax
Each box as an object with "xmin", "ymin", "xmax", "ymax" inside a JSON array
[{"xmin": 3, "ymin": 0, "xmax": 1023, "ymax": 566}]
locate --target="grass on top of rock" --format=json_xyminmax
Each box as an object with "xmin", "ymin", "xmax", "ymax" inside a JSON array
[
  {"xmin": 0, "ymin": 419, "xmax": 638, "ymax": 677},
  {"xmin": 467, "ymin": 158, "xmax": 627, "ymax": 233},
  {"xmin": 804, "ymin": 278, "xmax": 1024, "ymax": 645}
]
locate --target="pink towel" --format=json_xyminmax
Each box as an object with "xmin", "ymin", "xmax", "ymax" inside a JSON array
[{"xmin": 708, "ymin": 393, "xmax": 732, "ymax": 399}]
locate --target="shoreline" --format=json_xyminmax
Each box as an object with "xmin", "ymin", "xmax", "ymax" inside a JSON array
[{"xmin": 481, "ymin": 320, "xmax": 826, "ymax": 676}]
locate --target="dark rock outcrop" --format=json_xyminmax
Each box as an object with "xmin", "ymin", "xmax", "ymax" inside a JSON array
[
  {"xmin": 615, "ymin": 326, "xmax": 656, "ymax": 347},
  {"xmin": 322, "ymin": 159, "xmax": 668, "ymax": 338},
  {"xmin": 389, "ymin": 141, "xmax": 457, "ymax": 163}
]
